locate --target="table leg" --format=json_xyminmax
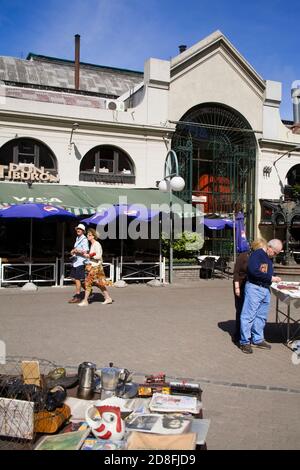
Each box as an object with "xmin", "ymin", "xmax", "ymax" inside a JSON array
[
  {"xmin": 287, "ymin": 304, "xmax": 290, "ymax": 343},
  {"xmin": 276, "ymin": 297, "xmax": 279, "ymax": 324}
]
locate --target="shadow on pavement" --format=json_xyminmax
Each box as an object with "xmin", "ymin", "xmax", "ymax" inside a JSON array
[{"xmin": 218, "ymin": 319, "xmax": 295, "ymax": 344}]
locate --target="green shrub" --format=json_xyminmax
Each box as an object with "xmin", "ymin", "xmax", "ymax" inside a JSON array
[{"xmin": 162, "ymin": 231, "xmax": 204, "ymax": 258}]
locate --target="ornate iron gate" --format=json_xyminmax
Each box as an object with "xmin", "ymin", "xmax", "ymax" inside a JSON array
[
  {"xmin": 172, "ymin": 135, "xmax": 193, "ymax": 203},
  {"xmin": 172, "ymin": 104, "xmax": 257, "ymax": 256}
]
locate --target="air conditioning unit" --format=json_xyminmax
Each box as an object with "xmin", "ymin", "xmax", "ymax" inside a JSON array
[{"xmin": 105, "ymin": 99, "xmax": 125, "ymax": 111}]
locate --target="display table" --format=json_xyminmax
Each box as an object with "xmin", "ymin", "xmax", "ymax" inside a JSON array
[
  {"xmin": 0, "ymin": 359, "xmax": 209, "ymax": 451},
  {"xmin": 61, "ymin": 391, "xmax": 208, "ymax": 451},
  {"xmin": 271, "ymin": 282, "xmax": 300, "ymax": 345}
]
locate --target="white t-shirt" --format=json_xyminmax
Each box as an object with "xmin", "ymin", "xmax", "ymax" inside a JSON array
[{"xmin": 88, "ymin": 240, "xmax": 103, "ymax": 267}]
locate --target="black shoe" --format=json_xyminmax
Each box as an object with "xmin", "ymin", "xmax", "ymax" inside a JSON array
[
  {"xmin": 88, "ymin": 294, "xmax": 94, "ymax": 304},
  {"xmin": 252, "ymin": 341, "xmax": 271, "ymax": 350},
  {"xmin": 240, "ymin": 344, "xmax": 253, "ymax": 354},
  {"xmin": 68, "ymin": 295, "xmax": 81, "ymax": 304}
]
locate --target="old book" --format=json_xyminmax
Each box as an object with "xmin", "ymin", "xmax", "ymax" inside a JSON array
[
  {"xmin": 126, "ymin": 413, "xmax": 191, "ymax": 435},
  {"xmin": 127, "ymin": 431, "xmax": 197, "ymax": 450},
  {"xmin": 21, "ymin": 360, "xmax": 41, "ymax": 386},
  {"xmin": 149, "ymin": 393, "xmax": 200, "ymax": 414},
  {"xmin": 34, "ymin": 428, "xmax": 90, "ymax": 451}
]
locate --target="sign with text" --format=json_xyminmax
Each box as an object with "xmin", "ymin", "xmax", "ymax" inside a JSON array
[{"xmin": 0, "ymin": 163, "xmax": 59, "ymax": 183}]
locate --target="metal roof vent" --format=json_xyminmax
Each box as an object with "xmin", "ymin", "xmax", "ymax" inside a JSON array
[{"xmin": 291, "ymin": 85, "xmax": 300, "ymax": 124}]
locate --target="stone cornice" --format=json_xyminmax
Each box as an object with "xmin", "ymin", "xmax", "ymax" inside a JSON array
[{"xmin": 0, "ymin": 109, "xmax": 174, "ymax": 138}]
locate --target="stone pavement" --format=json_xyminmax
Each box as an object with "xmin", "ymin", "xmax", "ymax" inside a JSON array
[{"xmin": 1, "ymin": 279, "xmax": 300, "ymax": 449}]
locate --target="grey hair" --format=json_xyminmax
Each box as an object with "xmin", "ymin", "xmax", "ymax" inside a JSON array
[{"xmin": 268, "ymin": 239, "xmax": 283, "ymax": 250}]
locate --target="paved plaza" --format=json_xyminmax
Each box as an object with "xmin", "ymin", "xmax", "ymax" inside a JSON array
[{"xmin": 1, "ymin": 279, "xmax": 300, "ymax": 450}]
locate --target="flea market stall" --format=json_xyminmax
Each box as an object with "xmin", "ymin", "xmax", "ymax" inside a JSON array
[
  {"xmin": 271, "ymin": 281, "xmax": 300, "ymax": 346},
  {"xmin": 0, "ymin": 357, "xmax": 210, "ymax": 451}
]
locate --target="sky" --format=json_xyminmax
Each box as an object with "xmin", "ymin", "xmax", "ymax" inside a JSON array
[{"xmin": 0, "ymin": 0, "xmax": 299, "ymax": 120}]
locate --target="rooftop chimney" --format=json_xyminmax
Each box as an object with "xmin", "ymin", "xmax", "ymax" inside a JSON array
[
  {"xmin": 178, "ymin": 45, "xmax": 187, "ymax": 54},
  {"xmin": 75, "ymin": 34, "xmax": 80, "ymax": 90}
]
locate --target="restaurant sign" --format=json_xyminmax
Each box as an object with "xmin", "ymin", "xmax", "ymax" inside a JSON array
[{"xmin": 0, "ymin": 163, "xmax": 59, "ymax": 183}]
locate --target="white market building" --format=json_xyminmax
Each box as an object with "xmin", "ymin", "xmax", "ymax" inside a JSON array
[{"xmin": 0, "ymin": 30, "xmax": 299, "ymax": 263}]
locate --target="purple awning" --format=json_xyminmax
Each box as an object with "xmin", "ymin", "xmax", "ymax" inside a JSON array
[{"xmin": 204, "ymin": 218, "xmax": 234, "ymax": 230}]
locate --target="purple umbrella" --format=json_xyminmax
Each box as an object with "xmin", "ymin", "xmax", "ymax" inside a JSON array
[
  {"xmin": 120, "ymin": 204, "xmax": 160, "ymax": 221},
  {"xmin": 82, "ymin": 204, "xmax": 160, "ymax": 226},
  {"xmin": 204, "ymin": 218, "xmax": 234, "ymax": 230},
  {"xmin": 0, "ymin": 203, "xmax": 75, "ymax": 264},
  {"xmin": 82, "ymin": 204, "xmax": 161, "ymax": 276},
  {"xmin": 82, "ymin": 205, "xmax": 119, "ymax": 226},
  {"xmin": 235, "ymin": 212, "xmax": 250, "ymax": 253}
]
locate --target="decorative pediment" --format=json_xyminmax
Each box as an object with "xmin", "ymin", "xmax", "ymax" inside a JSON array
[{"xmin": 171, "ymin": 30, "xmax": 265, "ymax": 94}]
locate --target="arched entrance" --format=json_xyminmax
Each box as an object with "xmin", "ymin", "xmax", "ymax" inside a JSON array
[{"xmin": 172, "ymin": 103, "xmax": 257, "ymax": 243}]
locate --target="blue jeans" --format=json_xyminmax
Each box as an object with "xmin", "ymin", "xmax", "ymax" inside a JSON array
[{"xmin": 240, "ymin": 282, "xmax": 271, "ymax": 345}]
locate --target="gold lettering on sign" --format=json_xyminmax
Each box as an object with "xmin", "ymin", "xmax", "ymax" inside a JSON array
[
  {"xmin": 20, "ymin": 172, "xmax": 30, "ymax": 181},
  {"xmin": 9, "ymin": 163, "xmax": 18, "ymax": 172},
  {"xmin": 0, "ymin": 165, "xmax": 8, "ymax": 179},
  {"xmin": 0, "ymin": 163, "xmax": 59, "ymax": 183},
  {"xmin": 11, "ymin": 171, "xmax": 21, "ymax": 180}
]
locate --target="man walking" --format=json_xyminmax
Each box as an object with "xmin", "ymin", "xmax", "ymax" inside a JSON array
[
  {"xmin": 68, "ymin": 223, "xmax": 89, "ymax": 303},
  {"xmin": 239, "ymin": 239, "xmax": 282, "ymax": 354}
]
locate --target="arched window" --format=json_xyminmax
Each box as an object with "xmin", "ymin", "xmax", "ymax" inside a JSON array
[
  {"xmin": 286, "ymin": 164, "xmax": 300, "ymax": 187},
  {"xmin": 0, "ymin": 138, "xmax": 57, "ymax": 172},
  {"xmin": 80, "ymin": 145, "xmax": 135, "ymax": 184}
]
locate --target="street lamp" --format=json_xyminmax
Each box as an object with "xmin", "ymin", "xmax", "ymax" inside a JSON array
[
  {"xmin": 158, "ymin": 150, "xmax": 185, "ymax": 284},
  {"xmin": 273, "ymin": 145, "xmax": 300, "ymax": 166}
]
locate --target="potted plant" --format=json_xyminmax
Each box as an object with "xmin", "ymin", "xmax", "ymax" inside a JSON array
[{"xmin": 162, "ymin": 231, "xmax": 204, "ymax": 264}]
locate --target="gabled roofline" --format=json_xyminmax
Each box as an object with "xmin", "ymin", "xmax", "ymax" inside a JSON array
[
  {"xmin": 26, "ymin": 53, "xmax": 143, "ymax": 76},
  {"xmin": 171, "ymin": 30, "xmax": 265, "ymax": 92}
]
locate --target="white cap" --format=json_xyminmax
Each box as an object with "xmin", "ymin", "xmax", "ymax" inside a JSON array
[{"xmin": 75, "ymin": 223, "xmax": 86, "ymax": 232}]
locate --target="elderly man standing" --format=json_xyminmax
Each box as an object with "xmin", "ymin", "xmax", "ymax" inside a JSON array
[
  {"xmin": 239, "ymin": 239, "xmax": 282, "ymax": 354},
  {"xmin": 68, "ymin": 223, "xmax": 89, "ymax": 303}
]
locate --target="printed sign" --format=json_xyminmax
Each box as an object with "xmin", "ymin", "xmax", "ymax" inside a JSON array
[{"xmin": 0, "ymin": 163, "xmax": 59, "ymax": 183}]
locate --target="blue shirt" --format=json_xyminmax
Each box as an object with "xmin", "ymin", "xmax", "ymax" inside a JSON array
[
  {"xmin": 73, "ymin": 235, "xmax": 89, "ymax": 267},
  {"xmin": 247, "ymin": 248, "xmax": 273, "ymax": 286}
]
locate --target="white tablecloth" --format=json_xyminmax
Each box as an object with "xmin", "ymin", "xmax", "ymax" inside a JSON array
[
  {"xmin": 271, "ymin": 282, "xmax": 300, "ymax": 308},
  {"xmin": 197, "ymin": 255, "xmax": 220, "ymax": 262}
]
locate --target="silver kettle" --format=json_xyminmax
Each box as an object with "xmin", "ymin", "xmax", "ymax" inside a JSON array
[{"xmin": 96, "ymin": 362, "xmax": 131, "ymax": 393}]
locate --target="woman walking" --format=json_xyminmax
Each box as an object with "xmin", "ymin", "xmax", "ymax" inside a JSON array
[{"xmin": 78, "ymin": 228, "xmax": 113, "ymax": 307}]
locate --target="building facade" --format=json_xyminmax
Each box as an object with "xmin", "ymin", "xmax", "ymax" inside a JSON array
[{"xmin": 0, "ymin": 30, "xmax": 299, "ymax": 258}]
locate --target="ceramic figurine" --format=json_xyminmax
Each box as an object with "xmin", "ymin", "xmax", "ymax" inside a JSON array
[{"xmin": 85, "ymin": 405, "xmax": 125, "ymax": 441}]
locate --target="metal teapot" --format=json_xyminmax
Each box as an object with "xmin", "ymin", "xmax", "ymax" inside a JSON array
[{"xmin": 96, "ymin": 362, "xmax": 131, "ymax": 393}]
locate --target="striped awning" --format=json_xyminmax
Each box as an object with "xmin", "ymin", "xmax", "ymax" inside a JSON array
[
  {"xmin": 0, "ymin": 183, "xmax": 199, "ymax": 218},
  {"xmin": 0, "ymin": 183, "xmax": 96, "ymax": 216}
]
